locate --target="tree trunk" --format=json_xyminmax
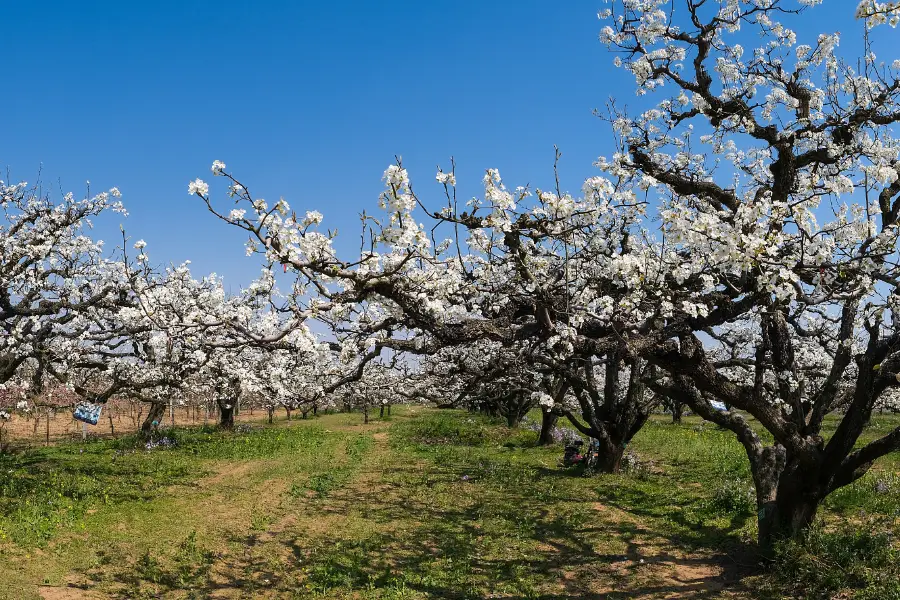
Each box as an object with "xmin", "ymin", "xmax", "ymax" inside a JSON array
[
  {"xmin": 380, "ymin": 405, "xmax": 385, "ymax": 418},
  {"xmin": 593, "ymin": 440, "xmax": 626, "ymax": 473},
  {"xmin": 387, "ymin": 404, "xmax": 391, "ymax": 416},
  {"xmin": 757, "ymin": 491, "xmax": 820, "ymax": 552},
  {"xmin": 538, "ymin": 410, "xmax": 559, "ymax": 445},
  {"xmin": 219, "ymin": 403, "xmax": 235, "ymax": 430},
  {"xmin": 267, "ymin": 407, "xmax": 274, "ymax": 424},
  {"xmin": 141, "ymin": 402, "xmax": 167, "ymax": 434},
  {"xmin": 285, "ymin": 407, "xmax": 292, "ymax": 421},
  {"xmin": 672, "ymin": 401, "xmax": 683, "ymax": 424},
  {"xmin": 754, "ymin": 457, "xmax": 822, "ymax": 552}
]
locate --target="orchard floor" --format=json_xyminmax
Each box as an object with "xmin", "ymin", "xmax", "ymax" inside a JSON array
[{"xmin": 1, "ymin": 408, "xmax": 898, "ymax": 600}]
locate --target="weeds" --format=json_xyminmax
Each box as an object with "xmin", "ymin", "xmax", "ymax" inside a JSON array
[
  {"xmin": 707, "ymin": 478, "xmax": 756, "ymax": 516},
  {"xmin": 772, "ymin": 521, "xmax": 900, "ymax": 599},
  {"xmin": 307, "ymin": 470, "xmax": 350, "ymax": 498},
  {"xmin": 129, "ymin": 530, "xmax": 216, "ymax": 596}
]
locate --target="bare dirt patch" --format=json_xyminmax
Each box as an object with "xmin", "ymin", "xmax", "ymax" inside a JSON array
[
  {"xmin": 197, "ymin": 460, "xmax": 259, "ymax": 488},
  {"xmin": 38, "ymin": 585, "xmax": 108, "ymax": 600}
]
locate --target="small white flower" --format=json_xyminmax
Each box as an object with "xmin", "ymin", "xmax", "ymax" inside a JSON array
[
  {"xmin": 436, "ymin": 170, "xmax": 456, "ymax": 186},
  {"xmin": 302, "ymin": 210, "xmax": 324, "ymax": 226},
  {"xmin": 134, "ymin": 239, "xmax": 147, "ymax": 250},
  {"xmin": 211, "ymin": 160, "xmax": 226, "ymax": 175},
  {"xmin": 188, "ymin": 178, "xmax": 209, "ymax": 196}
]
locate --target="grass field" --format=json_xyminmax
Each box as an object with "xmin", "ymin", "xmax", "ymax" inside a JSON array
[{"xmin": 1, "ymin": 408, "xmax": 898, "ymax": 599}]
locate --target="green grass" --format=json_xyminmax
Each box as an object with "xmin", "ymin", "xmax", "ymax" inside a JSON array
[
  {"xmin": 771, "ymin": 520, "xmax": 900, "ymax": 600},
  {"xmin": 2, "ymin": 407, "xmax": 898, "ymax": 599},
  {"xmin": 0, "ymin": 423, "xmax": 340, "ymax": 547}
]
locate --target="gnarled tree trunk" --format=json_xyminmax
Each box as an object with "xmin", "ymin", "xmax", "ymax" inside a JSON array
[
  {"xmin": 141, "ymin": 402, "xmax": 167, "ymax": 435},
  {"xmin": 563, "ymin": 355, "xmax": 655, "ymax": 473}
]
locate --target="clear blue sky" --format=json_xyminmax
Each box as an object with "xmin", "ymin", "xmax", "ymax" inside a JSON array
[{"xmin": 1, "ymin": 1, "xmax": 878, "ymax": 290}]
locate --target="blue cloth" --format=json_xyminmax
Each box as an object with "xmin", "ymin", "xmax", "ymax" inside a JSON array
[{"xmin": 73, "ymin": 402, "xmax": 102, "ymax": 425}]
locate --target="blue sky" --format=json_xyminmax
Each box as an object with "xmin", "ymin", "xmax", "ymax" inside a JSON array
[{"xmin": 1, "ymin": 1, "xmax": 882, "ymax": 290}]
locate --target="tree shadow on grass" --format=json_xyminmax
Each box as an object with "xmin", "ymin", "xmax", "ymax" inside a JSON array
[
  {"xmin": 276, "ymin": 455, "xmax": 765, "ymax": 599},
  {"xmin": 281, "ymin": 497, "xmax": 758, "ymax": 599},
  {"xmin": 77, "ymin": 443, "xmax": 766, "ymax": 599}
]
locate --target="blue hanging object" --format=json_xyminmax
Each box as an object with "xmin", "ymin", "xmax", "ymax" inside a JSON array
[{"xmin": 73, "ymin": 401, "xmax": 102, "ymax": 425}]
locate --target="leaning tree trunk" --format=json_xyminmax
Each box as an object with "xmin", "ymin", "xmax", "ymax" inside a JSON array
[
  {"xmin": 140, "ymin": 402, "xmax": 167, "ymax": 435},
  {"xmin": 667, "ymin": 374, "xmax": 827, "ymax": 553},
  {"xmin": 538, "ymin": 410, "xmax": 559, "ymax": 446}
]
